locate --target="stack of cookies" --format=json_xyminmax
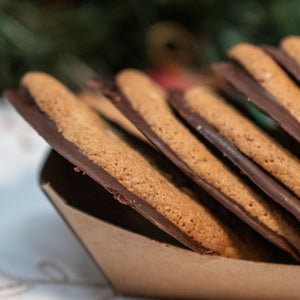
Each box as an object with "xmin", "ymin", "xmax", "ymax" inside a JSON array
[{"xmin": 4, "ymin": 36, "xmax": 300, "ymax": 264}]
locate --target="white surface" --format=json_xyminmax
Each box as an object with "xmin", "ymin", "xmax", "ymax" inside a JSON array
[{"xmin": 0, "ymin": 101, "xmax": 146, "ymax": 299}]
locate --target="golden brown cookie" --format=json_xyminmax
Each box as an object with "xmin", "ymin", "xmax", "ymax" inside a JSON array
[
  {"xmin": 262, "ymin": 36, "xmax": 300, "ymax": 85},
  {"xmin": 185, "ymin": 86, "xmax": 300, "ymax": 199},
  {"xmin": 78, "ymin": 90, "xmax": 146, "ymax": 141},
  {"xmin": 281, "ymin": 36, "xmax": 300, "ymax": 67},
  {"xmin": 228, "ymin": 43, "xmax": 300, "ymax": 125}
]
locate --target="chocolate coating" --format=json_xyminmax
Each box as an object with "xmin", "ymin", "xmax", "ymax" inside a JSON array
[
  {"xmin": 97, "ymin": 81, "xmax": 300, "ymax": 262},
  {"xmin": 3, "ymin": 89, "xmax": 215, "ymax": 256},
  {"xmin": 212, "ymin": 62, "xmax": 300, "ymax": 144}
]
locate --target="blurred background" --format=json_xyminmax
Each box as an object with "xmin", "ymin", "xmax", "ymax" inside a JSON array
[{"xmin": 1, "ymin": 0, "xmax": 300, "ymax": 92}]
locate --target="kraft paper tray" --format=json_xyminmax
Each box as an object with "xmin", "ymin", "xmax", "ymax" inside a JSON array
[{"xmin": 40, "ymin": 150, "xmax": 300, "ymax": 300}]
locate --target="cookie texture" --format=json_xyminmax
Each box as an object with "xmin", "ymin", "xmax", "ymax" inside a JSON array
[
  {"xmin": 115, "ymin": 69, "xmax": 300, "ymax": 255},
  {"xmin": 79, "ymin": 90, "xmax": 146, "ymax": 141},
  {"xmin": 21, "ymin": 71, "xmax": 258, "ymax": 260},
  {"xmin": 281, "ymin": 36, "xmax": 300, "ymax": 67},
  {"xmin": 228, "ymin": 43, "xmax": 300, "ymax": 124},
  {"xmin": 184, "ymin": 86, "xmax": 300, "ymax": 199}
]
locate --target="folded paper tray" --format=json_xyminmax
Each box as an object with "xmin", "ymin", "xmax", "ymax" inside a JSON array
[{"xmin": 40, "ymin": 150, "xmax": 300, "ymax": 300}]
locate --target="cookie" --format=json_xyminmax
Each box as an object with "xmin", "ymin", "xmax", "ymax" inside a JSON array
[
  {"xmin": 212, "ymin": 61, "xmax": 300, "ymax": 143},
  {"xmin": 4, "ymin": 71, "xmax": 273, "ymax": 261},
  {"xmin": 168, "ymin": 87, "xmax": 300, "ymax": 220},
  {"xmin": 217, "ymin": 43, "xmax": 300, "ymax": 142},
  {"xmin": 263, "ymin": 36, "xmax": 300, "ymax": 85},
  {"xmin": 96, "ymin": 69, "xmax": 300, "ymax": 261},
  {"xmin": 281, "ymin": 36, "xmax": 300, "ymax": 68},
  {"xmin": 228, "ymin": 44, "xmax": 300, "ymax": 122},
  {"xmin": 78, "ymin": 89, "xmax": 146, "ymax": 141}
]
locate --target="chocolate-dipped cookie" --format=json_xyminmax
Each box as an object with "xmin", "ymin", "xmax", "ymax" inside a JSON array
[
  {"xmin": 229, "ymin": 43, "xmax": 300, "ymax": 122},
  {"xmin": 78, "ymin": 90, "xmax": 146, "ymax": 141},
  {"xmin": 263, "ymin": 36, "xmax": 300, "ymax": 85},
  {"xmin": 4, "ymin": 71, "xmax": 274, "ymax": 261},
  {"xmin": 96, "ymin": 69, "xmax": 300, "ymax": 261},
  {"xmin": 281, "ymin": 36, "xmax": 300, "ymax": 75},
  {"xmin": 214, "ymin": 43, "xmax": 300, "ymax": 143},
  {"xmin": 168, "ymin": 87, "xmax": 300, "ymax": 220}
]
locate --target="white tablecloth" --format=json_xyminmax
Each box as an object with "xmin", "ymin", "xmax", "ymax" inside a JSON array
[{"xmin": 0, "ymin": 100, "xmax": 148, "ymax": 299}]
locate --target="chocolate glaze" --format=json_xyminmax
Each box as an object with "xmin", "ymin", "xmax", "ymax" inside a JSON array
[
  {"xmin": 263, "ymin": 46, "xmax": 300, "ymax": 84},
  {"xmin": 168, "ymin": 89, "xmax": 300, "ymax": 221},
  {"xmin": 3, "ymin": 89, "xmax": 215, "ymax": 256},
  {"xmin": 211, "ymin": 62, "xmax": 300, "ymax": 144},
  {"xmin": 97, "ymin": 81, "xmax": 300, "ymax": 262}
]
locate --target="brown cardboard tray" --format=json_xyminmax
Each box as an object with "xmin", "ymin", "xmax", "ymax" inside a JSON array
[{"xmin": 40, "ymin": 150, "xmax": 300, "ymax": 300}]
